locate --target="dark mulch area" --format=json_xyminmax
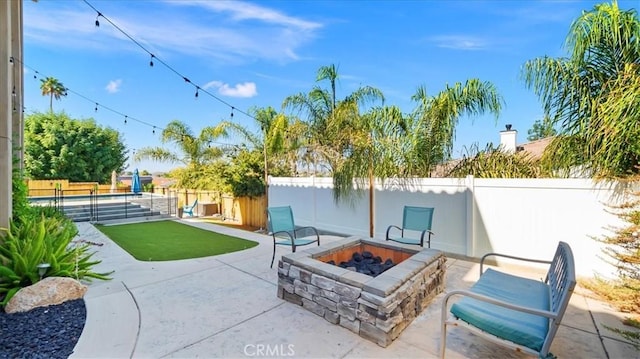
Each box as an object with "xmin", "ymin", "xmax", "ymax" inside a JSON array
[{"xmin": 0, "ymin": 299, "xmax": 86, "ymax": 359}]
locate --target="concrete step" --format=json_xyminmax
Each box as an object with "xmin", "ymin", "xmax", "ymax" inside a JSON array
[
  {"xmin": 60, "ymin": 201, "xmax": 160, "ymax": 222},
  {"xmin": 63, "ymin": 206, "xmax": 148, "ymax": 216},
  {"xmin": 71, "ymin": 211, "xmax": 164, "ymax": 222}
]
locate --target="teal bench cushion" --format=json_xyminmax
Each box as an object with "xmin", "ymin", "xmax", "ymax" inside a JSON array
[{"xmin": 450, "ymin": 268, "xmax": 550, "ymax": 351}]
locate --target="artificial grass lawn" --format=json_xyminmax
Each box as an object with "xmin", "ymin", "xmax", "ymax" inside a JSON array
[{"xmin": 96, "ymin": 220, "xmax": 259, "ymax": 261}]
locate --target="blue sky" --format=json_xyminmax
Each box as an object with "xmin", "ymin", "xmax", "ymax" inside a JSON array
[{"xmin": 21, "ymin": 0, "xmax": 637, "ymax": 173}]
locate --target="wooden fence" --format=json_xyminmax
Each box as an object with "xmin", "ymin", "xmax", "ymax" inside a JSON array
[
  {"xmin": 167, "ymin": 189, "xmax": 266, "ymax": 228},
  {"xmin": 26, "ymin": 179, "xmax": 123, "ymax": 196},
  {"xmin": 26, "ymin": 180, "xmax": 267, "ymax": 228}
]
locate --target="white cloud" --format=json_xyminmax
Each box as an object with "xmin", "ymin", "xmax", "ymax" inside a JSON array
[
  {"xmin": 165, "ymin": 1, "xmax": 322, "ymax": 31},
  {"xmin": 427, "ymin": 35, "xmax": 488, "ymax": 51},
  {"xmin": 105, "ymin": 79, "xmax": 122, "ymax": 93},
  {"xmin": 23, "ymin": 1, "xmax": 323, "ymax": 64},
  {"xmin": 202, "ymin": 81, "xmax": 257, "ymax": 98}
]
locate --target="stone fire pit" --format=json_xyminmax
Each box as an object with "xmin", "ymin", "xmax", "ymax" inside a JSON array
[{"xmin": 277, "ymin": 236, "xmax": 446, "ymax": 347}]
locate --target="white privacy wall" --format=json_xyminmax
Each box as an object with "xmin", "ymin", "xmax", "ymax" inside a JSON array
[{"xmin": 269, "ymin": 176, "xmax": 625, "ymax": 278}]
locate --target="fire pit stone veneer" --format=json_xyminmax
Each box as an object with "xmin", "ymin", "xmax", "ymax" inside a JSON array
[{"xmin": 277, "ymin": 236, "xmax": 446, "ymax": 347}]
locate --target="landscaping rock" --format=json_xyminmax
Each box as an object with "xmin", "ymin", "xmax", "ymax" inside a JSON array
[{"xmin": 5, "ymin": 277, "xmax": 87, "ymax": 314}]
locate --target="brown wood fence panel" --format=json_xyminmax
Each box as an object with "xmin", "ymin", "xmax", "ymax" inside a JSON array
[
  {"xmin": 237, "ymin": 195, "xmax": 266, "ymax": 228},
  {"xmin": 27, "ymin": 179, "xmax": 68, "ymax": 196},
  {"xmin": 27, "ymin": 179, "xmax": 127, "ymax": 196}
]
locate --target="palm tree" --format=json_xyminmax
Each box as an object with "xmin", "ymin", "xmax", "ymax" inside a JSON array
[
  {"xmin": 283, "ymin": 64, "xmax": 385, "ymax": 173},
  {"xmin": 522, "ymin": 1, "xmax": 640, "ymax": 178},
  {"xmin": 404, "ymin": 80, "xmax": 503, "ymax": 176},
  {"xmin": 133, "ymin": 120, "xmax": 225, "ymax": 188},
  {"xmin": 39, "ymin": 77, "xmax": 66, "ymax": 112},
  {"xmin": 211, "ymin": 106, "xmax": 303, "ymax": 206}
]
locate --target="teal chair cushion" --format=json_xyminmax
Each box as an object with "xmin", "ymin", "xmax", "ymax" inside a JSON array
[{"xmin": 450, "ymin": 268, "xmax": 550, "ymax": 351}]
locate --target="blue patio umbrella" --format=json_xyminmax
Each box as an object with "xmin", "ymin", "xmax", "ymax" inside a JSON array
[{"xmin": 132, "ymin": 168, "xmax": 142, "ymax": 194}]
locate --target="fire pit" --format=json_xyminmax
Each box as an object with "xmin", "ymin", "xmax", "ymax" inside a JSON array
[{"xmin": 277, "ymin": 236, "xmax": 446, "ymax": 347}]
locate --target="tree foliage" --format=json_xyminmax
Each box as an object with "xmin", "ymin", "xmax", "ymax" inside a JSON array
[
  {"xmin": 446, "ymin": 144, "xmax": 545, "ymax": 178},
  {"xmin": 582, "ymin": 187, "xmax": 640, "ymax": 349},
  {"xmin": 24, "ymin": 112, "xmax": 127, "ymax": 183},
  {"xmin": 527, "ymin": 116, "xmax": 557, "ymax": 141},
  {"xmin": 283, "ymin": 65, "xmax": 503, "ymax": 200},
  {"xmin": 39, "ymin": 77, "xmax": 66, "ymax": 112},
  {"xmin": 522, "ymin": 1, "xmax": 640, "ymax": 178},
  {"xmin": 134, "ymin": 120, "xmax": 226, "ymax": 188},
  {"xmin": 283, "ymin": 64, "xmax": 385, "ymax": 174}
]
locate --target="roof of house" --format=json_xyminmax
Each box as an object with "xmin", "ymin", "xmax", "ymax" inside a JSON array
[{"xmin": 517, "ymin": 136, "xmax": 554, "ymax": 159}]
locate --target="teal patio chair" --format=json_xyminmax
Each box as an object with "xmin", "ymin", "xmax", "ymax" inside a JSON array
[
  {"xmin": 386, "ymin": 206, "xmax": 434, "ymax": 247},
  {"xmin": 268, "ymin": 206, "xmax": 320, "ymax": 268},
  {"xmin": 183, "ymin": 199, "xmax": 198, "ymax": 217}
]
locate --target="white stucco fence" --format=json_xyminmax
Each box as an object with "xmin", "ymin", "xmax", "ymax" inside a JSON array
[{"xmin": 269, "ymin": 176, "xmax": 631, "ymax": 279}]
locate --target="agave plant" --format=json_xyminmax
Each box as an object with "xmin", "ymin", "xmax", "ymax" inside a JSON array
[{"xmin": 0, "ymin": 214, "xmax": 112, "ymax": 305}]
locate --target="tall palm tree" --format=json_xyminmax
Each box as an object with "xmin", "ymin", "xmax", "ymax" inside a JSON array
[
  {"xmin": 522, "ymin": 1, "xmax": 640, "ymax": 178},
  {"xmin": 133, "ymin": 120, "xmax": 225, "ymax": 188},
  {"xmin": 404, "ymin": 79, "xmax": 503, "ymax": 176},
  {"xmin": 283, "ymin": 64, "xmax": 385, "ymax": 173},
  {"xmin": 39, "ymin": 77, "xmax": 66, "ymax": 112}
]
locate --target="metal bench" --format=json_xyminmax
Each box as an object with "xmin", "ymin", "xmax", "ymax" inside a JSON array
[{"xmin": 440, "ymin": 242, "xmax": 576, "ymax": 358}]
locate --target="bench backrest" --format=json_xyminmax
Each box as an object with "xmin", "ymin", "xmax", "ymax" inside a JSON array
[{"xmin": 542, "ymin": 241, "xmax": 576, "ymax": 354}]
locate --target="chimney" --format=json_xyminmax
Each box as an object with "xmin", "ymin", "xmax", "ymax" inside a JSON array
[{"xmin": 500, "ymin": 124, "xmax": 517, "ymax": 153}]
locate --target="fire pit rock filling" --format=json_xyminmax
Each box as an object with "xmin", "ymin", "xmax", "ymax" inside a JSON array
[
  {"xmin": 328, "ymin": 250, "xmax": 396, "ymax": 277},
  {"xmin": 277, "ymin": 237, "xmax": 446, "ymax": 347}
]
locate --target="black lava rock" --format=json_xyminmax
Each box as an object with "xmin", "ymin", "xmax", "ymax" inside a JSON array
[
  {"xmin": 329, "ymin": 251, "xmax": 397, "ymax": 277},
  {"xmin": 0, "ymin": 299, "xmax": 86, "ymax": 359}
]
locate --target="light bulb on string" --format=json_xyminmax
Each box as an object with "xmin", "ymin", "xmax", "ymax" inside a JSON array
[
  {"xmin": 95, "ymin": 103, "xmax": 98, "ymax": 112},
  {"xmin": 149, "ymin": 54, "xmax": 154, "ymax": 67},
  {"xmin": 9, "ymin": 56, "xmax": 13, "ymax": 64},
  {"xmin": 124, "ymin": 115, "xmax": 128, "ymax": 124},
  {"xmin": 195, "ymin": 87, "xmax": 199, "ymax": 98},
  {"xmin": 11, "ymin": 86, "xmax": 16, "ymax": 97},
  {"xmin": 95, "ymin": 13, "xmax": 101, "ymax": 27},
  {"xmin": 152, "ymin": 126, "xmax": 156, "ymax": 134},
  {"xmin": 230, "ymin": 107, "xmax": 234, "ymax": 118}
]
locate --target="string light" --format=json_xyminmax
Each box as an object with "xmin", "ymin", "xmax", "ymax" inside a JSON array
[
  {"xmin": 9, "ymin": 56, "xmax": 13, "ymax": 64},
  {"xmin": 82, "ymin": 0, "xmax": 255, "ymax": 122},
  {"xmin": 195, "ymin": 87, "xmax": 199, "ymax": 98},
  {"xmin": 152, "ymin": 126, "xmax": 156, "ymax": 134},
  {"xmin": 12, "ymin": 56, "xmax": 239, "ymax": 152},
  {"xmin": 11, "ymin": 86, "xmax": 16, "ymax": 97},
  {"xmin": 230, "ymin": 107, "xmax": 234, "ymax": 118},
  {"xmin": 95, "ymin": 12, "xmax": 101, "ymax": 27}
]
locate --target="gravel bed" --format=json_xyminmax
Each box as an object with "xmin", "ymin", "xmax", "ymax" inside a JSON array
[{"xmin": 0, "ymin": 299, "xmax": 86, "ymax": 359}]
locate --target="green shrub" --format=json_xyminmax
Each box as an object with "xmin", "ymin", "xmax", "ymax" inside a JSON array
[
  {"xmin": 11, "ymin": 159, "xmax": 30, "ymax": 222},
  {"xmin": 583, "ymin": 187, "xmax": 640, "ymax": 349},
  {"xmin": 0, "ymin": 215, "xmax": 112, "ymax": 306},
  {"xmin": 143, "ymin": 183, "xmax": 154, "ymax": 192}
]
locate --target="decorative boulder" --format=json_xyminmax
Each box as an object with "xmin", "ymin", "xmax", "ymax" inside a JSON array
[{"xmin": 5, "ymin": 277, "xmax": 87, "ymax": 314}]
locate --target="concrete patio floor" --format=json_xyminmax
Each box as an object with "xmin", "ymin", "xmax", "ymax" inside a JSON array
[{"xmin": 70, "ymin": 219, "xmax": 639, "ymax": 358}]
